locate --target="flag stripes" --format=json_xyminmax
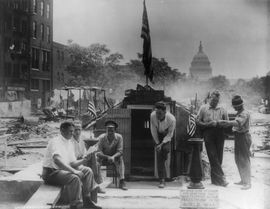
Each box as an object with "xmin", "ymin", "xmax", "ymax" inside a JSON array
[
  {"xmin": 87, "ymin": 100, "xmax": 97, "ymax": 118},
  {"xmin": 187, "ymin": 113, "xmax": 196, "ymax": 137}
]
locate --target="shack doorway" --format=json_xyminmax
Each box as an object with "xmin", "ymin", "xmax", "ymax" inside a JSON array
[{"xmin": 130, "ymin": 108, "xmax": 154, "ymax": 176}]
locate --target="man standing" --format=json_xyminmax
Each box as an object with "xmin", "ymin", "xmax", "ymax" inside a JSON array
[
  {"xmin": 150, "ymin": 102, "xmax": 176, "ymax": 188},
  {"xmin": 218, "ymin": 95, "xmax": 252, "ymax": 190},
  {"xmin": 96, "ymin": 120, "xmax": 128, "ymax": 190},
  {"xmin": 71, "ymin": 121, "xmax": 105, "ymax": 193},
  {"xmin": 42, "ymin": 121, "xmax": 102, "ymax": 209},
  {"xmin": 197, "ymin": 90, "xmax": 229, "ymax": 187}
]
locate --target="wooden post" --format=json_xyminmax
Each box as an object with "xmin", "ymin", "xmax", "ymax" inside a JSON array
[{"xmin": 187, "ymin": 138, "xmax": 204, "ymax": 189}]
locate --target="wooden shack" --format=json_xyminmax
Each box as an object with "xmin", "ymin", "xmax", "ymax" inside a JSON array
[{"xmin": 94, "ymin": 85, "xmax": 191, "ymax": 179}]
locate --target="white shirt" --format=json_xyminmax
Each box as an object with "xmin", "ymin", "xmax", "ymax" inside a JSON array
[
  {"xmin": 43, "ymin": 135, "xmax": 76, "ymax": 169},
  {"xmin": 150, "ymin": 111, "xmax": 176, "ymax": 144},
  {"xmin": 71, "ymin": 138, "xmax": 86, "ymax": 159}
]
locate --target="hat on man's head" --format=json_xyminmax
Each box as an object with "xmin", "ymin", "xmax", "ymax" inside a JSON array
[
  {"xmin": 74, "ymin": 120, "xmax": 82, "ymax": 129},
  {"xmin": 155, "ymin": 102, "xmax": 166, "ymax": 111},
  {"xmin": 232, "ymin": 95, "xmax": 243, "ymax": 107},
  {"xmin": 210, "ymin": 90, "xmax": 220, "ymax": 98},
  {"xmin": 105, "ymin": 120, "xmax": 118, "ymax": 129}
]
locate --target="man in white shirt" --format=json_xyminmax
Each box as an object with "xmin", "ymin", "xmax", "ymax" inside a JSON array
[
  {"xmin": 42, "ymin": 121, "xmax": 102, "ymax": 209},
  {"xmin": 150, "ymin": 102, "xmax": 176, "ymax": 188}
]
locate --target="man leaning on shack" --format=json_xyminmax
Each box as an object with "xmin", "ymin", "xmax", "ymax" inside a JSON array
[
  {"xmin": 197, "ymin": 90, "xmax": 229, "ymax": 187},
  {"xmin": 42, "ymin": 121, "xmax": 102, "ymax": 209},
  {"xmin": 71, "ymin": 121, "xmax": 106, "ymax": 193},
  {"xmin": 150, "ymin": 102, "xmax": 176, "ymax": 188},
  {"xmin": 96, "ymin": 120, "xmax": 128, "ymax": 190}
]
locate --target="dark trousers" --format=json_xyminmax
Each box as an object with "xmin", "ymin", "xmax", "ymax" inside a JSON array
[
  {"xmin": 234, "ymin": 132, "xmax": 252, "ymax": 185},
  {"xmin": 42, "ymin": 166, "xmax": 95, "ymax": 206},
  {"xmin": 157, "ymin": 142, "xmax": 171, "ymax": 179},
  {"xmin": 203, "ymin": 128, "xmax": 226, "ymax": 185}
]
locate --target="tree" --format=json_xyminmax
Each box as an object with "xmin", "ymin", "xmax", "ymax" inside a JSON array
[
  {"xmin": 127, "ymin": 53, "xmax": 186, "ymax": 87},
  {"xmin": 65, "ymin": 43, "xmax": 124, "ymax": 88}
]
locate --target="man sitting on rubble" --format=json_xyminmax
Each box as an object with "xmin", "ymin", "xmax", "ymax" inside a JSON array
[
  {"xmin": 96, "ymin": 120, "xmax": 128, "ymax": 190},
  {"xmin": 42, "ymin": 121, "xmax": 102, "ymax": 209},
  {"xmin": 71, "ymin": 121, "xmax": 105, "ymax": 193}
]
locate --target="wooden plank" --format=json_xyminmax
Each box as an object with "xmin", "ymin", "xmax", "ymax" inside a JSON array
[
  {"xmin": 16, "ymin": 145, "xmax": 47, "ymax": 149},
  {"xmin": 8, "ymin": 139, "xmax": 47, "ymax": 146},
  {"xmin": 24, "ymin": 184, "xmax": 61, "ymax": 207}
]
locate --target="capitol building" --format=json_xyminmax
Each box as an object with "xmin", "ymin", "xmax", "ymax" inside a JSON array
[{"xmin": 189, "ymin": 42, "xmax": 213, "ymax": 80}]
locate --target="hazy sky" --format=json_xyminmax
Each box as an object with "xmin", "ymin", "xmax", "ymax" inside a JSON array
[{"xmin": 54, "ymin": 0, "xmax": 269, "ymax": 79}]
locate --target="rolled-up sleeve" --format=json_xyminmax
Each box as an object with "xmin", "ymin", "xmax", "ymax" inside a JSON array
[{"xmin": 162, "ymin": 117, "xmax": 176, "ymax": 143}]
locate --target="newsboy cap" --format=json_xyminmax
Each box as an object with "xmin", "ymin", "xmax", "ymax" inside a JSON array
[
  {"xmin": 232, "ymin": 95, "xmax": 243, "ymax": 107},
  {"xmin": 105, "ymin": 120, "xmax": 118, "ymax": 129}
]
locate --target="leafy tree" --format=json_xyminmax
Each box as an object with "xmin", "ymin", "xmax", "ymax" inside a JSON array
[{"xmin": 65, "ymin": 42, "xmax": 124, "ymax": 88}]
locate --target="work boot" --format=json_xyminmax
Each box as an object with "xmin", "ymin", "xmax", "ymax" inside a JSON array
[
  {"xmin": 234, "ymin": 181, "xmax": 244, "ymax": 185},
  {"xmin": 119, "ymin": 179, "xmax": 128, "ymax": 190},
  {"xmin": 83, "ymin": 196, "xmax": 102, "ymax": 209},
  {"xmin": 158, "ymin": 179, "xmax": 165, "ymax": 188},
  {"xmin": 97, "ymin": 186, "xmax": 106, "ymax": 194},
  {"xmin": 241, "ymin": 184, "xmax": 251, "ymax": 190}
]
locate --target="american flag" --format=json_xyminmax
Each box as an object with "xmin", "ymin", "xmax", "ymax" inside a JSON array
[
  {"xmin": 187, "ymin": 113, "xmax": 196, "ymax": 137},
  {"xmin": 87, "ymin": 100, "xmax": 97, "ymax": 118},
  {"xmin": 141, "ymin": 0, "xmax": 153, "ymax": 81}
]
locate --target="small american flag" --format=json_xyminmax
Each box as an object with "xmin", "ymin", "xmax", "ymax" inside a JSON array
[
  {"xmin": 87, "ymin": 100, "xmax": 97, "ymax": 118},
  {"xmin": 187, "ymin": 113, "xmax": 196, "ymax": 137}
]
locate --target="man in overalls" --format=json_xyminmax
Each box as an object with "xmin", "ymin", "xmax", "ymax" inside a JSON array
[
  {"xmin": 218, "ymin": 95, "xmax": 252, "ymax": 190},
  {"xmin": 150, "ymin": 102, "xmax": 176, "ymax": 188}
]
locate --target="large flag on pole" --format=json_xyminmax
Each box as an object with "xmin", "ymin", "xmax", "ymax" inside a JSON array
[{"xmin": 141, "ymin": 0, "xmax": 153, "ymax": 81}]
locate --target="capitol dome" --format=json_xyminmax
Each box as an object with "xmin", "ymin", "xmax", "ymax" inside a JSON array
[{"xmin": 189, "ymin": 41, "xmax": 212, "ymax": 80}]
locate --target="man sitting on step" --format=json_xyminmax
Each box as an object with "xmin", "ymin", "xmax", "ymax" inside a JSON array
[
  {"xmin": 96, "ymin": 120, "xmax": 128, "ymax": 190},
  {"xmin": 71, "ymin": 121, "xmax": 106, "ymax": 194},
  {"xmin": 42, "ymin": 121, "xmax": 102, "ymax": 209}
]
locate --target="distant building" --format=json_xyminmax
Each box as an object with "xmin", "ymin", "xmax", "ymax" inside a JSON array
[
  {"xmin": 189, "ymin": 41, "xmax": 212, "ymax": 80},
  {"xmin": 0, "ymin": 0, "xmax": 53, "ymax": 110},
  {"xmin": 52, "ymin": 42, "xmax": 72, "ymax": 90}
]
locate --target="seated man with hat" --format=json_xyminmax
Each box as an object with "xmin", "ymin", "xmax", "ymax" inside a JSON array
[
  {"xmin": 218, "ymin": 95, "xmax": 252, "ymax": 190},
  {"xmin": 96, "ymin": 120, "xmax": 128, "ymax": 190}
]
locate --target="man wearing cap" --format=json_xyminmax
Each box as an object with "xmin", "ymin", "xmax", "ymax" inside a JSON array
[
  {"xmin": 150, "ymin": 102, "xmax": 176, "ymax": 188},
  {"xmin": 42, "ymin": 121, "xmax": 102, "ymax": 209},
  {"xmin": 218, "ymin": 95, "xmax": 252, "ymax": 190},
  {"xmin": 197, "ymin": 90, "xmax": 229, "ymax": 187},
  {"xmin": 96, "ymin": 120, "xmax": 128, "ymax": 190},
  {"xmin": 72, "ymin": 121, "xmax": 105, "ymax": 193}
]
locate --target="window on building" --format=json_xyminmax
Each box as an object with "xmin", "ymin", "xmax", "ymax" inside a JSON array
[
  {"xmin": 40, "ymin": 1, "xmax": 44, "ymax": 16},
  {"xmin": 40, "ymin": 24, "xmax": 44, "ymax": 40},
  {"xmin": 22, "ymin": 0, "xmax": 28, "ymax": 11},
  {"xmin": 21, "ymin": 20, "xmax": 27, "ymax": 34},
  {"xmin": 46, "ymin": 4, "xmax": 50, "ymax": 19},
  {"xmin": 31, "ymin": 79, "xmax": 39, "ymax": 90},
  {"xmin": 21, "ymin": 64, "xmax": 28, "ymax": 79},
  {"xmin": 57, "ymin": 50, "xmax": 60, "ymax": 60},
  {"xmin": 42, "ymin": 50, "xmax": 50, "ymax": 71},
  {"xmin": 4, "ymin": 62, "xmax": 12, "ymax": 77},
  {"xmin": 32, "ymin": 21, "xmax": 37, "ymax": 38},
  {"xmin": 46, "ymin": 26, "xmax": 50, "ymax": 43},
  {"xmin": 31, "ymin": 48, "xmax": 39, "ymax": 69},
  {"xmin": 61, "ymin": 51, "xmax": 64, "ymax": 61},
  {"xmin": 33, "ymin": 0, "xmax": 37, "ymax": 13}
]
